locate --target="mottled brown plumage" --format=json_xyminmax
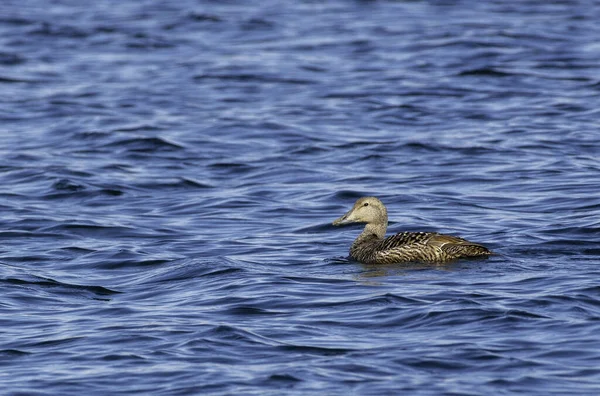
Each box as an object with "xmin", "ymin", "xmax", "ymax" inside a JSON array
[{"xmin": 332, "ymin": 197, "xmax": 491, "ymax": 264}]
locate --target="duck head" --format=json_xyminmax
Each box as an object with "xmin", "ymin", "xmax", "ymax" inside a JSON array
[{"xmin": 332, "ymin": 197, "xmax": 388, "ymax": 226}]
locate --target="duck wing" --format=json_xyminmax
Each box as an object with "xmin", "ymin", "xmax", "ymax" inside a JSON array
[{"xmin": 426, "ymin": 233, "xmax": 491, "ymax": 256}]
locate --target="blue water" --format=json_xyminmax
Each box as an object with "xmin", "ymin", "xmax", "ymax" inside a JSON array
[{"xmin": 2, "ymin": 0, "xmax": 600, "ymax": 394}]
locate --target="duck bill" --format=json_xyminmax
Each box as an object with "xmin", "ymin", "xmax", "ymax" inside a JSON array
[{"xmin": 332, "ymin": 211, "xmax": 354, "ymax": 226}]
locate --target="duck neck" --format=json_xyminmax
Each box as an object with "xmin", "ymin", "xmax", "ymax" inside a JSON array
[{"xmin": 358, "ymin": 222, "xmax": 387, "ymax": 242}]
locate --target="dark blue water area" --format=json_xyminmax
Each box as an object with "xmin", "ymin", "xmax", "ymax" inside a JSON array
[{"xmin": 1, "ymin": 0, "xmax": 600, "ymax": 394}]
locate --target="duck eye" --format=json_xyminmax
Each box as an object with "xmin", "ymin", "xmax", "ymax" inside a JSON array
[{"xmin": 363, "ymin": 202, "xmax": 369, "ymax": 207}]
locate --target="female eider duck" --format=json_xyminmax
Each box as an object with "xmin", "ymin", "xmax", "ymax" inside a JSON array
[{"xmin": 333, "ymin": 197, "xmax": 491, "ymax": 264}]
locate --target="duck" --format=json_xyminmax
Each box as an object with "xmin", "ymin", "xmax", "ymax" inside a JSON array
[{"xmin": 332, "ymin": 197, "xmax": 492, "ymax": 264}]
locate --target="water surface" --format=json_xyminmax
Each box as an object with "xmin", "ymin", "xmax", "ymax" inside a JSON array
[{"xmin": 1, "ymin": 0, "xmax": 600, "ymax": 394}]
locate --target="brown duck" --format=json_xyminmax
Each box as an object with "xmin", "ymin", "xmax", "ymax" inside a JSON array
[{"xmin": 332, "ymin": 197, "xmax": 492, "ymax": 264}]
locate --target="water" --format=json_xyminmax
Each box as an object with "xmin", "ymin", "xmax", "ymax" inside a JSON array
[{"xmin": 1, "ymin": 0, "xmax": 600, "ymax": 394}]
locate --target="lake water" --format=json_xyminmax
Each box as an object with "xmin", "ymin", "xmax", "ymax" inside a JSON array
[{"xmin": 1, "ymin": 0, "xmax": 600, "ymax": 394}]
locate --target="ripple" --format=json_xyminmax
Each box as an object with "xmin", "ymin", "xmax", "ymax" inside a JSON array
[
  {"xmin": 102, "ymin": 136, "xmax": 185, "ymax": 153},
  {"xmin": 194, "ymin": 73, "xmax": 314, "ymax": 85},
  {"xmin": 2, "ymin": 275, "xmax": 120, "ymax": 298}
]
